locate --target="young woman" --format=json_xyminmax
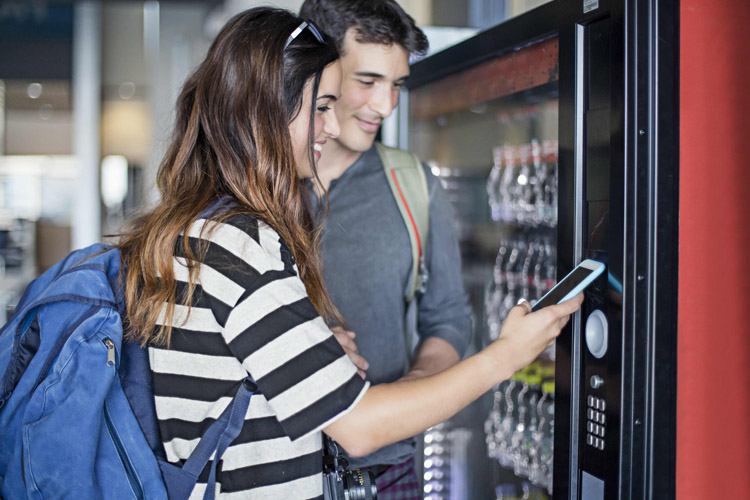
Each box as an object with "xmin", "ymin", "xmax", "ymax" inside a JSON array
[{"xmin": 116, "ymin": 7, "xmax": 582, "ymax": 499}]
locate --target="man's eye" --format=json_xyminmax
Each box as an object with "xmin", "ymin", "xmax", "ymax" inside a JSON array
[
  {"xmin": 358, "ymin": 80, "xmax": 374, "ymax": 86},
  {"xmin": 393, "ymin": 82, "xmax": 404, "ymax": 89}
]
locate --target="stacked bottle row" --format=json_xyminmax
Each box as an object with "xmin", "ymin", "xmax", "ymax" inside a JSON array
[
  {"xmin": 486, "ymin": 236, "xmax": 557, "ymax": 343},
  {"xmin": 423, "ymin": 423, "xmax": 451, "ymax": 500},
  {"xmin": 495, "ymin": 481, "xmax": 550, "ymax": 500},
  {"xmin": 486, "ymin": 140, "xmax": 559, "ymax": 227},
  {"xmin": 485, "ymin": 361, "xmax": 556, "ymax": 494}
]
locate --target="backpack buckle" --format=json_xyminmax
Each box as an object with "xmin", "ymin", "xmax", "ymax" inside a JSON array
[{"xmin": 417, "ymin": 256, "xmax": 429, "ymax": 295}]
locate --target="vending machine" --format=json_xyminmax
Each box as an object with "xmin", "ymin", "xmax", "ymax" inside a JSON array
[{"xmin": 398, "ymin": 0, "xmax": 679, "ymax": 498}]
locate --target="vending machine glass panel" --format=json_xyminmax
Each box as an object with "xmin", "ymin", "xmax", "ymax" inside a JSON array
[{"xmin": 407, "ymin": 35, "xmax": 560, "ymax": 500}]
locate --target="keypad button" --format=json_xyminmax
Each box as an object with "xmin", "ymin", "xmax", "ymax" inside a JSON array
[
  {"xmin": 598, "ymin": 439, "xmax": 605, "ymax": 451},
  {"xmin": 588, "ymin": 409, "xmax": 595, "ymax": 420},
  {"xmin": 587, "ymin": 434, "xmax": 594, "ymax": 446},
  {"xmin": 588, "ymin": 422, "xmax": 594, "ymax": 433},
  {"xmin": 599, "ymin": 426, "xmax": 606, "ymax": 438},
  {"xmin": 600, "ymin": 413, "xmax": 606, "ymax": 425},
  {"xmin": 600, "ymin": 400, "xmax": 606, "ymax": 411},
  {"xmin": 588, "ymin": 395, "xmax": 595, "ymax": 407}
]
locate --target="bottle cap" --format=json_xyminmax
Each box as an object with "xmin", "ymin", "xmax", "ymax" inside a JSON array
[
  {"xmin": 540, "ymin": 364, "xmax": 555, "ymax": 377},
  {"xmin": 527, "ymin": 374, "xmax": 543, "ymax": 385}
]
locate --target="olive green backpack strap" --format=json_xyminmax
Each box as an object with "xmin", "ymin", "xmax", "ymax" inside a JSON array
[{"xmin": 375, "ymin": 142, "xmax": 430, "ymax": 303}]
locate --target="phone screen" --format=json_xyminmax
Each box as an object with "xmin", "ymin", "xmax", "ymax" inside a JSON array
[{"xmin": 532, "ymin": 266, "xmax": 595, "ymax": 311}]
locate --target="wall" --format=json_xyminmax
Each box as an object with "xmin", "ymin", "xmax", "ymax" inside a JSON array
[{"xmin": 678, "ymin": 0, "xmax": 750, "ymax": 496}]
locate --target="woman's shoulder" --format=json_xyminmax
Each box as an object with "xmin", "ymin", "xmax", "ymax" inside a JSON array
[{"xmin": 188, "ymin": 213, "xmax": 290, "ymax": 274}]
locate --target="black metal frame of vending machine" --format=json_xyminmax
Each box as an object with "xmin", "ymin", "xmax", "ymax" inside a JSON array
[{"xmin": 404, "ymin": 0, "xmax": 679, "ymax": 498}]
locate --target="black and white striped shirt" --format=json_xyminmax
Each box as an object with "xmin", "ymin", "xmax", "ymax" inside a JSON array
[{"xmin": 149, "ymin": 213, "xmax": 368, "ymax": 499}]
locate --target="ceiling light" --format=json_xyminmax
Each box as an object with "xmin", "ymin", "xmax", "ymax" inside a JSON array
[
  {"xmin": 39, "ymin": 104, "xmax": 54, "ymax": 120},
  {"xmin": 27, "ymin": 82, "xmax": 43, "ymax": 99},
  {"xmin": 119, "ymin": 81, "xmax": 136, "ymax": 100}
]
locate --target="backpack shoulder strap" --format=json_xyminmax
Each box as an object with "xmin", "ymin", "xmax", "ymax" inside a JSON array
[{"xmin": 375, "ymin": 142, "xmax": 430, "ymax": 302}]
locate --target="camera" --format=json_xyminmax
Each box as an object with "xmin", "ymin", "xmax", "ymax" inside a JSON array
[{"xmin": 322, "ymin": 436, "xmax": 377, "ymax": 500}]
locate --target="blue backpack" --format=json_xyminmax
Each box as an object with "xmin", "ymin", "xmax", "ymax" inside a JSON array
[{"xmin": 0, "ymin": 244, "xmax": 255, "ymax": 500}]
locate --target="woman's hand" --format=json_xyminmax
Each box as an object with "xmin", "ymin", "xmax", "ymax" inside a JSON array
[
  {"xmin": 324, "ymin": 294, "xmax": 583, "ymax": 458},
  {"xmin": 491, "ymin": 293, "xmax": 584, "ymax": 373},
  {"xmin": 331, "ymin": 326, "xmax": 369, "ymax": 379}
]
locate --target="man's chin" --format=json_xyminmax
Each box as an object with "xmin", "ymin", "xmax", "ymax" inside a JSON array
[{"xmin": 337, "ymin": 133, "xmax": 377, "ymax": 154}]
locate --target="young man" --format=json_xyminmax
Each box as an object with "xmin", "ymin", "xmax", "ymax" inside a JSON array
[{"xmin": 300, "ymin": 1, "xmax": 472, "ymax": 497}]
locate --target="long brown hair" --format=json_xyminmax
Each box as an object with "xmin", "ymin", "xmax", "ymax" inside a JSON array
[{"xmin": 117, "ymin": 8, "xmax": 341, "ymax": 346}]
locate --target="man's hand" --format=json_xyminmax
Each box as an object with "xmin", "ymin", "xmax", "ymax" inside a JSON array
[
  {"xmin": 398, "ymin": 337, "xmax": 460, "ymax": 382},
  {"xmin": 331, "ymin": 326, "xmax": 369, "ymax": 379}
]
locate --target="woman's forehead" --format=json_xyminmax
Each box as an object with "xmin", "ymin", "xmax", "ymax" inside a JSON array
[{"xmin": 318, "ymin": 61, "xmax": 342, "ymax": 99}]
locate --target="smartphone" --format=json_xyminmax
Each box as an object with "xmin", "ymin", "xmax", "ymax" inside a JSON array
[{"xmin": 531, "ymin": 259, "xmax": 606, "ymax": 312}]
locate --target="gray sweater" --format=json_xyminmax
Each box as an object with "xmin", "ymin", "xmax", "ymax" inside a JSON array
[{"xmin": 310, "ymin": 144, "xmax": 472, "ymax": 468}]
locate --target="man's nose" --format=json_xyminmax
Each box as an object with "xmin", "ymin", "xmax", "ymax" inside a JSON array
[{"xmin": 369, "ymin": 85, "xmax": 397, "ymax": 119}]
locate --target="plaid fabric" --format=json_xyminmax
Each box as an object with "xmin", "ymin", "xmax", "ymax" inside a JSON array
[{"xmin": 374, "ymin": 457, "xmax": 422, "ymax": 500}]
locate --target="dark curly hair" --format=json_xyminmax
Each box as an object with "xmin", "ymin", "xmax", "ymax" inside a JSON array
[{"xmin": 300, "ymin": 0, "xmax": 428, "ymax": 56}]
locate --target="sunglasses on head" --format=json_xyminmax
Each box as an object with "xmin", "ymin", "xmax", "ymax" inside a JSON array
[{"xmin": 284, "ymin": 21, "xmax": 325, "ymax": 49}]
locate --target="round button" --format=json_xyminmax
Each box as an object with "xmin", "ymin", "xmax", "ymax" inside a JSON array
[{"xmin": 585, "ymin": 309, "xmax": 608, "ymax": 358}]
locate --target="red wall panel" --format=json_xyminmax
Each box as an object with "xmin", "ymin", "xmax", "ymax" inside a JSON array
[{"xmin": 678, "ymin": 0, "xmax": 750, "ymax": 497}]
